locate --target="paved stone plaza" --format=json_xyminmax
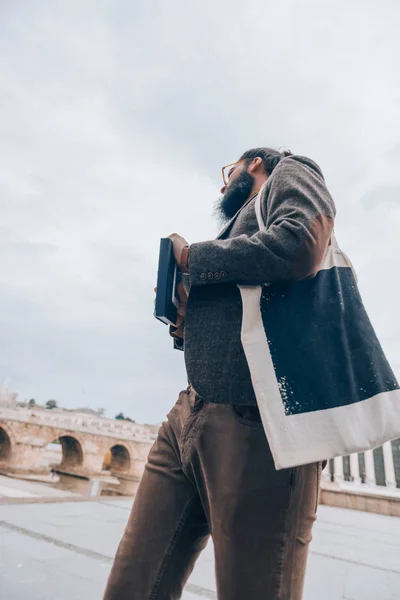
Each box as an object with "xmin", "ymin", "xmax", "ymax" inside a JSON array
[{"xmin": 0, "ymin": 498, "xmax": 399, "ymax": 600}]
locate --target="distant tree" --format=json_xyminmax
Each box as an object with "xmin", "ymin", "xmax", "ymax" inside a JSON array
[
  {"xmin": 97, "ymin": 407, "xmax": 105, "ymax": 417},
  {"xmin": 114, "ymin": 413, "xmax": 135, "ymax": 422},
  {"xmin": 28, "ymin": 399, "xmax": 36, "ymax": 407},
  {"xmin": 46, "ymin": 399, "xmax": 58, "ymax": 410}
]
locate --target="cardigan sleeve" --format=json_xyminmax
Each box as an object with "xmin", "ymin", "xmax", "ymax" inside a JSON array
[{"xmin": 188, "ymin": 158, "xmax": 335, "ymax": 286}]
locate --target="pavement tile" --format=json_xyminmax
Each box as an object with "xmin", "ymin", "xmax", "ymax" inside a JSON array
[
  {"xmin": 182, "ymin": 592, "xmax": 209, "ymax": 600},
  {"xmin": 46, "ymin": 553, "xmax": 111, "ymax": 587},
  {"xmin": 303, "ymin": 553, "xmax": 347, "ymax": 600},
  {"xmin": 0, "ymin": 528, "xmax": 71, "ymax": 561},
  {"xmin": 343, "ymin": 563, "xmax": 400, "ymax": 600},
  {"xmin": 0, "ymin": 544, "xmax": 105, "ymax": 600},
  {"xmin": 0, "ymin": 501, "xmax": 399, "ymax": 600}
]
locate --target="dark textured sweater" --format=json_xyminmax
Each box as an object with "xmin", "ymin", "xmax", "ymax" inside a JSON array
[{"xmin": 184, "ymin": 155, "xmax": 336, "ymax": 405}]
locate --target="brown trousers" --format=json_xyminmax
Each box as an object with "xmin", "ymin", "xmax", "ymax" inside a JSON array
[{"xmin": 103, "ymin": 387, "xmax": 322, "ymax": 600}]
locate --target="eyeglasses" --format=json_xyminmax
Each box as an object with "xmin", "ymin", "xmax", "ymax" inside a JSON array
[{"xmin": 221, "ymin": 162, "xmax": 238, "ymax": 186}]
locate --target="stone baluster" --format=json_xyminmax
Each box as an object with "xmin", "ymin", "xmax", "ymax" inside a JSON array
[
  {"xmin": 321, "ymin": 460, "xmax": 332, "ymax": 484},
  {"xmin": 364, "ymin": 449, "xmax": 376, "ymax": 487},
  {"xmin": 333, "ymin": 456, "xmax": 344, "ymax": 485},
  {"xmin": 349, "ymin": 453, "xmax": 362, "ymax": 486},
  {"xmin": 89, "ymin": 478, "xmax": 101, "ymax": 497},
  {"xmin": 382, "ymin": 441, "xmax": 397, "ymax": 490}
]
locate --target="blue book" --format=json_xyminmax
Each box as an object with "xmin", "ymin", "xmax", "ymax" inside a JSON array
[{"xmin": 154, "ymin": 238, "xmax": 181, "ymax": 327}]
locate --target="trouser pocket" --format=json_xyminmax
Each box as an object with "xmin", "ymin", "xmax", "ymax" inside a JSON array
[{"xmin": 231, "ymin": 405, "xmax": 264, "ymax": 428}]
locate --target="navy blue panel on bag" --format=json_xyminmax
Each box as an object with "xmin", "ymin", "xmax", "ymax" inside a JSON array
[{"xmin": 260, "ymin": 267, "xmax": 399, "ymax": 415}]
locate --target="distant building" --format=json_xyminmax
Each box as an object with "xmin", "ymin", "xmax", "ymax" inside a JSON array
[{"xmin": 0, "ymin": 387, "xmax": 18, "ymax": 408}]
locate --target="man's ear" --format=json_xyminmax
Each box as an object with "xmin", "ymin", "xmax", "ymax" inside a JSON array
[{"xmin": 248, "ymin": 157, "xmax": 263, "ymax": 173}]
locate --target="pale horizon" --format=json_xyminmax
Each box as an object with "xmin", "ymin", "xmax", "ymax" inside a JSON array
[{"xmin": 1, "ymin": 1, "xmax": 399, "ymax": 423}]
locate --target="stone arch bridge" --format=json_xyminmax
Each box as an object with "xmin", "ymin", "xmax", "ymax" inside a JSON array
[{"xmin": 0, "ymin": 407, "xmax": 157, "ymax": 480}]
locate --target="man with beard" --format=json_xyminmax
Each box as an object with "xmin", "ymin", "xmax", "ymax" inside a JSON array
[{"xmin": 104, "ymin": 148, "xmax": 335, "ymax": 600}]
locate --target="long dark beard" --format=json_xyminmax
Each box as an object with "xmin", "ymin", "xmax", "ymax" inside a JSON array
[{"xmin": 214, "ymin": 170, "xmax": 255, "ymax": 225}]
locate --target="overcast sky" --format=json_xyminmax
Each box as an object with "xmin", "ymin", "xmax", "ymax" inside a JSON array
[{"xmin": 0, "ymin": 0, "xmax": 399, "ymax": 423}]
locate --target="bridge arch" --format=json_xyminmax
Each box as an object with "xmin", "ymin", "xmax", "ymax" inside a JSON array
[
  {"xmin": 0, "ymin": 425, "xmax": 12, "ymax": 462},
  {"xmin": 43, "ymin": 432, "xmax": 85, "ymax": 470},
  {"xmin": 58, "ymin": 435, "xmax": 83, "ymax": 468},
  {"xmin": 102, "ymin": 443, "xmax": 131, "ymax": 474}
]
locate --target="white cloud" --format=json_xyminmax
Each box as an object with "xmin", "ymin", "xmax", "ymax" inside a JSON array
[{"xmin": 0, "ymin": 0, "xmax": 399, "ymax": 421}]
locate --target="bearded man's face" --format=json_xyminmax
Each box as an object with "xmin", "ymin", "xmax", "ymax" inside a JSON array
[{"xmin": 215, "ymin": 162, "xmax": 255, "ymax": 224}]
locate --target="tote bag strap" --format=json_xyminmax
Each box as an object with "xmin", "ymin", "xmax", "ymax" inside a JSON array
[
  {"xmin": 328, "ymin": 231, "xmax": 358, "ymax": 282},
  {"xmin": 255, "ymin": 183, "xmax": 267, "ymax": 232},
  {"xmin": 255, "ymin": 191, "xmax": 357, "ymax": 280},
  {"xmin": 330, "ymin": 232, "xmax": 339, "ymax": 249},
  {"xmin": 256, "ymin": 187, "xmax": 339, "ymax": 247}
]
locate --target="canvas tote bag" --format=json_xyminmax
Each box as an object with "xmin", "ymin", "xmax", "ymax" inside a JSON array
[{"xmin": 238, "ymin": 186, "xmax": 400, "ymax": 470}]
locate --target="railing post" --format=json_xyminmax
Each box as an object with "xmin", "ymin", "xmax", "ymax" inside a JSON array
[
  {"xmin": 349, "ymin": 453, "xmax": 362, "ymax": 486},
  {"xmin": 364, "ymin": 449, "xmax": 376, "ymax": 487},
  {"xmin": 322, "ymin": 460, "xmax": 332, "ymax": 484},
  {"xmin": 382, "ymin": 441, "xmax": 397, "ymax": 489},
  {"xmin": 89, "ymin": 478, "xmax": 101, "ymax": 497},
  {"xmin": 333, "ymin": 456, "xmax": 344, "ymax": 484}
]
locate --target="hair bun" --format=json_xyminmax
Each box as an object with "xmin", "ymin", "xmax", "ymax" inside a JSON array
[
  {"xmin": 270, "ymin": 155, "xmax": 281, "ymax": 170},
  {"xmin": 279, "ymin": 148, "xmax": 292, "ymax": 158}
]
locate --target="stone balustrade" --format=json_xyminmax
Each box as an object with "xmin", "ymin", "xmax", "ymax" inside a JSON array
[
  {"xmin": 0, "ymin": 407, "xmax": 158, "ymax": 480},
  {"xmin": 0, "ymin": 407, "xmax": 157, "ymax": 444},
  {"xmin": 321, "ymin": 440, "xmax": 400, "ymax": 515}
]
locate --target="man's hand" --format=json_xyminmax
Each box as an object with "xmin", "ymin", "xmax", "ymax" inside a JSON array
[
  {"xmin": 171, "ymin": 282, "xmax": 188, "ymax": 339},
  {"xmin": 176, "ymin": 281, "xmax": 188, "ymax": 320},
  {"xmin": 168, "ymin": 233, "xmax": 189, "ymax": 268},
  {"xmin": 154, "ymin": 283, "xmax": 188, "ymax": 339}
]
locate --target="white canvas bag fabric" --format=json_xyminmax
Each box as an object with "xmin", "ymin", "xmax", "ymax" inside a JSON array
[{"xmin": 238, "ymin": 186, "xmax": 400, "ymax": 470}]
